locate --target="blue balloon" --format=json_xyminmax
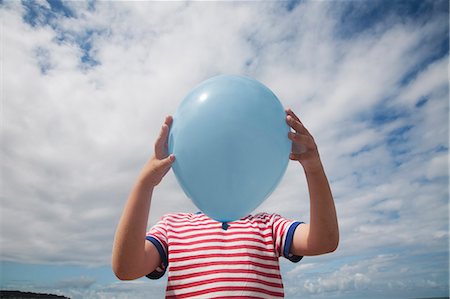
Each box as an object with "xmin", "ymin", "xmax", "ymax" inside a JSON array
[{"xmin": 169, "ymin": 75, "xmax": 290, "ymax": 222}]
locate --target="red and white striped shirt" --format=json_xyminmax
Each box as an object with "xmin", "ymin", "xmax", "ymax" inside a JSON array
[{"xmin": 146, "ymin": 212, "xmax": 303, "ymax": 298}]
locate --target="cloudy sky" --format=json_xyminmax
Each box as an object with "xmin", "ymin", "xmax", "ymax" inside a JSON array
[{"xmin": 1, "ymin": 0, "xmax": 449, "ymax": 298}]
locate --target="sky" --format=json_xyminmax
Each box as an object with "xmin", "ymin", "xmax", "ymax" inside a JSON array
[{"xmin": 0, "ymin": 0, "xmax": 449, "ymax": 298}]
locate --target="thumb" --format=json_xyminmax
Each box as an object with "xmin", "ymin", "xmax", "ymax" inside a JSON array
[{"xmin": 159, "ymin": 154, "xmax": 176, "ymax": 168}]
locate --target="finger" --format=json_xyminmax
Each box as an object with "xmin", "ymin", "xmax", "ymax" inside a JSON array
[
  {"xmin": 285, "ymin": 108, "xmax": 301, "ymax": 123},
  {"xmin": 155, "ymin": 123, "xmax": 170, "ymax": 159},
  {"xmin": 290, "ymin": 152, "xmax": 317, "ymax": 161},
  {"xmin": 288, "ymin": 132, "xmax": 316, "ymax": 150},
  {"xmin": 164, "ymin": 115, "xmax": 173, "ymax": 127},
  {"xmin": 286, "ymin": 115, "xmax": 308, "ymax": 134},
  {"xmin": 289, "ymin": 153, "xmax": 306, "ymax": 161},
  {"xmin": 159, "ymin": 154, "xmax": 176, "ymax": 168},
  {"xmin": 285, "ymin": 108, "xmax": 313, "ymax": 135},
  {"xmin": 287, "ymin": 115, "xmax": 313, "ymax": 137},
  {"xmin": 155, "ymin": 115, "xmax": 173, "ymax": 156},
  {"xmin": 163, "ymin": 115, "xmax": 173, "ymax": 148}
]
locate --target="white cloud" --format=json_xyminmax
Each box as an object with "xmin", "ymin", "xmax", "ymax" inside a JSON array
[
  {"xmin": 284, "ymin": 253, "xmax": 448, "ymax": 298},
  {"xmin": 55, "ymin": 276, "xmax": 97, "ymax": 289},
  {"xmin": 1, "ymin": 1, "xmax": 448, "ymax": 298},
  {"xmin": 398, "ymin": 56, "xmax": 449, "ymax": 106}
]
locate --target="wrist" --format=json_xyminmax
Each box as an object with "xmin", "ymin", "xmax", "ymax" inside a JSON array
[
  {"xmin": 136, "ymin": 158, "xmax": 161, "ymax": 190},
  {"xmin": 303, "ymin": 160, "xmax": 324, "ymax": 176},
  {"xmin": 135, "ymin": 175, "xmax": 156, "ymax": 192}
]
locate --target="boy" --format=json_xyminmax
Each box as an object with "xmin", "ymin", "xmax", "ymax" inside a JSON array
[{"xmin": 112, "ymin": 108, "xmax": 339, "ymax": 298}]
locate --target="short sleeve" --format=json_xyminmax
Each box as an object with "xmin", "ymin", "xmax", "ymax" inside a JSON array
[
  {"xmin": 271, "ymin": 213, "xmax": 304, "ymax": 263},
  {"xmin": 145, "ymin": 216, "xmax": 169, "ymax": 279}
]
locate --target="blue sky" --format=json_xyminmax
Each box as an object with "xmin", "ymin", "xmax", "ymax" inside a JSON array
[{"xmin": 1, "ymin": 1, "xmax": 448, "ymax": 298}]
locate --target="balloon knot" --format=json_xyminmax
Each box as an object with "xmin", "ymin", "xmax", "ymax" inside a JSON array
[{"xmin": 221, "ymin": 222, "xmax": 229, "ymax": 230}]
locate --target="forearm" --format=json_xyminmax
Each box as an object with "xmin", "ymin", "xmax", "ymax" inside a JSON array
[
  {"xmin": 111, "ymin": 116, "xmax": 174, "ymax": 279},
  {"xmin": 112, "ymin": 179, "xmax": 154, "ymax": 278},
  {"xmin": 305, "ymin": 162, "xmax": 339, "ymax": 252}
]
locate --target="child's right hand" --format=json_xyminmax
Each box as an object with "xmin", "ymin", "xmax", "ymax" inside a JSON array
[{"xmin": 137, "ymin": 116, "xmax": 175, "ymax": 188}]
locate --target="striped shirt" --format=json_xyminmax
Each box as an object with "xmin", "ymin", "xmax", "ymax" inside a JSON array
[{"xmin": 146, "ymin": 212, "xmax": 303, "ymax": 298}]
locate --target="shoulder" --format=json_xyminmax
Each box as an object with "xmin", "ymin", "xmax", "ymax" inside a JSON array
[
  {"xmin": 159, "ymin": 212, "xmax": 209, "ymax": 223},
  {"xmin": 249, "ymin": 212, "xmax": 297, "ymax": 228},
  {"xmin": 251, "ymin": 212, "xmax": 284, "ymax": 221},
  {"xmin": 244, "ymin": 212, "xmax": 286, "ymax": 226}
]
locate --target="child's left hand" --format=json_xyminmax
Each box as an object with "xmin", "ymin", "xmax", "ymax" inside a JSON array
[{"xmin": 285, "ymin": 108, "xmax": 323, "ymax": 173}]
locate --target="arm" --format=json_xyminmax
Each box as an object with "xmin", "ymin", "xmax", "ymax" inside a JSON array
[
  {"xmin": 285, "ymin": 109, "xmax": 339, "ymax": 256},
  {"xmin": 112, "ymin": 116, "xmax": 175, "ymax": 280}
]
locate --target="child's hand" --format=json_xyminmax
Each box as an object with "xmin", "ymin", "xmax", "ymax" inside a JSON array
[
  {"xmin": 286, "ymin": 109, "xmax": 322, "ymax": 173},
  {"xmin": 137, "ymin": 116, "xmax": 175, "ymax": 188}
]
